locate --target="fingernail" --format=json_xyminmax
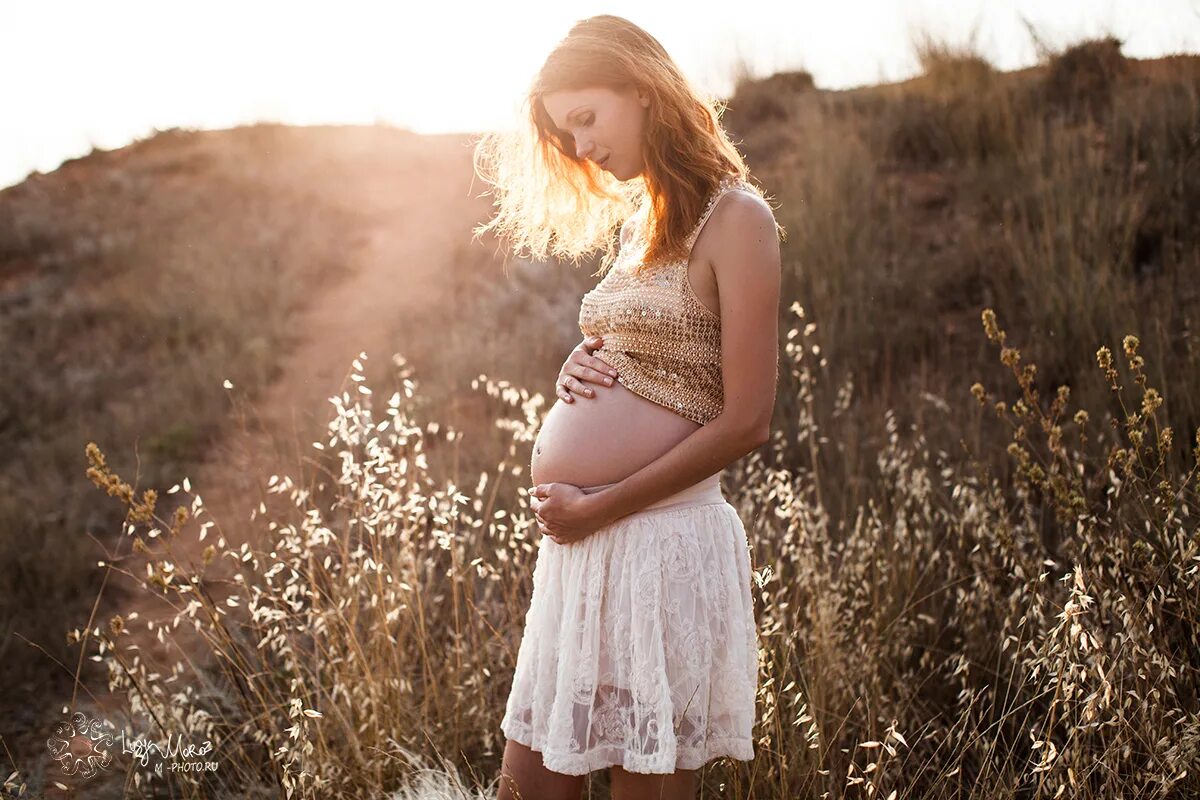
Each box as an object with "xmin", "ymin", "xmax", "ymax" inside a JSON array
[{"xmin": 603, "ymin": 377, "xmax": 612, "ymax": 385}]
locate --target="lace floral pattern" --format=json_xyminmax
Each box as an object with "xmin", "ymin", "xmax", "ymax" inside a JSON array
[{"xmin": 500, "ymin": 500, "xmax": 759, "ymax": 775}]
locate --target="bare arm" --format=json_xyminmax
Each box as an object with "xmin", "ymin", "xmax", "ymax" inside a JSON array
[{"xmin": 585, "ymin": 190, "xmax": 781, "ymax": 523}]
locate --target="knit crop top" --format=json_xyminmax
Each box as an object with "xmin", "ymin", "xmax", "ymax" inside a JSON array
[{"xmin": 578, "ymin": 175, "xmax": 767, "ymax": 425}]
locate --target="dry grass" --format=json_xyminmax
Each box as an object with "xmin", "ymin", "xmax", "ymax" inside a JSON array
[
  {"xmin": 3, "ymin": 29, "xmax": 1199, "ymax": 800},
  {"xmin": 42, "ymin": 301, "xmax": 1199, "ymax": 797}
]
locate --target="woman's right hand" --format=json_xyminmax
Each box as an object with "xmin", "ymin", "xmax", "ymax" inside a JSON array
[{"xmin": 556, "ymin": 336, "xmax": 620, "ymax": 402}]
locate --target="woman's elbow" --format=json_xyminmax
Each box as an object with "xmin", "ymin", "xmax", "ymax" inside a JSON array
[
  {"xmin": 747, "ymin": 423, "xmax": 771, "ymax": 449},
  {"xmin": 723, "ymin": 414, "xmax": 771, "ymax": 450}
]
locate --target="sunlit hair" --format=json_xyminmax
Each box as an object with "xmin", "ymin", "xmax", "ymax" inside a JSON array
[{"xmin": 472, "ymin": 14, "xmax": 760, "ymax": 276}]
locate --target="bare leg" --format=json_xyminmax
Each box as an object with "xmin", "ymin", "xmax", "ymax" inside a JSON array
[
  {"xmin": 609, "ymin": 764, "xmax": 698, "ymax": 800},
  {"xmin": 496, "ymin": 738, "xmax": 585, "ymax": 800}
]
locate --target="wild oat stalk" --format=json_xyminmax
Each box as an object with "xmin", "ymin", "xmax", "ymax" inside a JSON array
[{"xmin": 975, "ymin": 308, "xmax": 1200, "ymax": 798}]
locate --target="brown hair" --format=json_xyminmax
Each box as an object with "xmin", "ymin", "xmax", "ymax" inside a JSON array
[{"xmin": 472, "ymin": 15, "xmax": 758, "ymax": 276}]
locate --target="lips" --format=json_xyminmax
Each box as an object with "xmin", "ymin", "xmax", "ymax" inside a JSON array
[{"xmin": 598, "ymin": 155, "xmax": 610, "ymax": 169}]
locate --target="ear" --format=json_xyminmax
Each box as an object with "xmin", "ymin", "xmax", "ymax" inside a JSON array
[{"xmin": 636, "ymin": 85, "xmax": 650, "ymax": 108}]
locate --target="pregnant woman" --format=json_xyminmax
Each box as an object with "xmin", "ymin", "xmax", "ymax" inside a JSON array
[{"xmin": 473, "ymin": 15, "xmax": 782, "ymax": 800}]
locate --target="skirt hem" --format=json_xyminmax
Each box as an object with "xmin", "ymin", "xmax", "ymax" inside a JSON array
[{"xmin": 501, "ymin": 722, "xmax": 754, "ymax": 776}]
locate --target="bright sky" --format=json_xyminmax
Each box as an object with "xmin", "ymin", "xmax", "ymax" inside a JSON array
[{"xmin": 2, "ymin": 0, "xmax": 1198, "ymax": 190}]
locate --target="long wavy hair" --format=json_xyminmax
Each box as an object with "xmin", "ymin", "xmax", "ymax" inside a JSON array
[{"xmin": 472, "ymin": 15, "xmax": 760, "ymax": 276}]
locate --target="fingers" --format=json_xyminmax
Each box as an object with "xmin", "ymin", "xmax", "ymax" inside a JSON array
[
  {"xmin": 576, "ymin": 352, "xmax": 618, "ymax": 379},
  {"xmin": 566, "ymin": 359, "xmax": 619, "ymax": 388},
  {"xmin": 534, "ymin": 512, "xmax": 558, "ymax": 540},
  {"xmin": 533, "ymin": 507, "xmax": 568, "ymax": 544},
  {"xmin": 581, "ymin": 362, "xmax": 618, "ymax": 385},
  {"xmin": 560, "ymin": 338, "xmax": 618, "ymax": 403},
  {"xmin": 561, "ymin": 375, "xmax": 595, "ymax": 398},
  {"xmin": 588, "ymin": 354, "xmax": 618, "ymax": 377}
]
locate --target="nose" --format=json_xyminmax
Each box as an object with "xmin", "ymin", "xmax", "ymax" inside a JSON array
[{"xmin": 574, "ymin": 136, "xmax": 594, "ymax": 160}]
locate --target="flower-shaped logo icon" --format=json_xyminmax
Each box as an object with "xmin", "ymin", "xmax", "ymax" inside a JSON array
[{"xmin": 46, "ymin": 712, "xmax": 115, "ymax": 779}]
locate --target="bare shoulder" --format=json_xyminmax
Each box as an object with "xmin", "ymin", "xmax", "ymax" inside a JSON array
[
  {"xmin": 717, "ymin": 186, "xmax": 776, "ymax": 222},
  {"xmin": 701, "ymin": 188, "xmax": 781, "ymax": 277}
]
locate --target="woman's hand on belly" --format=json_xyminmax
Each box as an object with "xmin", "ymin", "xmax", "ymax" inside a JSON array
[
  {"xmin": 529, "ymin": 482, "xmax": 614, "ymax": 545},
  {"xmin": 555, "ymin": 336, "xmax": 619, "ymax": 403}
]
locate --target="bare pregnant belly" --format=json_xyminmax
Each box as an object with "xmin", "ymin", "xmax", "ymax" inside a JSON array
[{"xmin": 530, "ymin": 379, "xmax": 701, "ymax": 488}]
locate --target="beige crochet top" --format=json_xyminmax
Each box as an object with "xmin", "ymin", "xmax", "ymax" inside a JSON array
[{"xmin": 578, "ymin": 175, "xmax": 767, "ymax": 425}]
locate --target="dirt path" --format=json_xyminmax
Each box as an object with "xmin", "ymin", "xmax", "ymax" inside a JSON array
[
  {"xmin": 39, "ymin": 129, "xmax": 497, "ymax": 796},
  {"xmin": 131, "ymin": 131, "xmax": 494, "ymax": 653}
]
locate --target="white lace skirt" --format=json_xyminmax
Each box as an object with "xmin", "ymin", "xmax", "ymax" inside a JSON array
[{"xmin": 500, "ymin": 472, "xmax": 759, "ymax": 775}]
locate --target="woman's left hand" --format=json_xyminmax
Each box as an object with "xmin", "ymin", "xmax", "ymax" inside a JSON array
[{"xmin": 529, "ymin": 483, "xmax": 612, "ymax": 545}]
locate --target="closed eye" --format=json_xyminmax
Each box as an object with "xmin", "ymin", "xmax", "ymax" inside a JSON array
[{"xmin": 567, "ymin": 113, "xmax": 594, "ymax": 130}]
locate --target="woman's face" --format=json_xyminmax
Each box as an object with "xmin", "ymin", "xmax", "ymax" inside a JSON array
[{"xmin": 542, "ymin": 84, "xmax": 650, "ymax": 182}]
